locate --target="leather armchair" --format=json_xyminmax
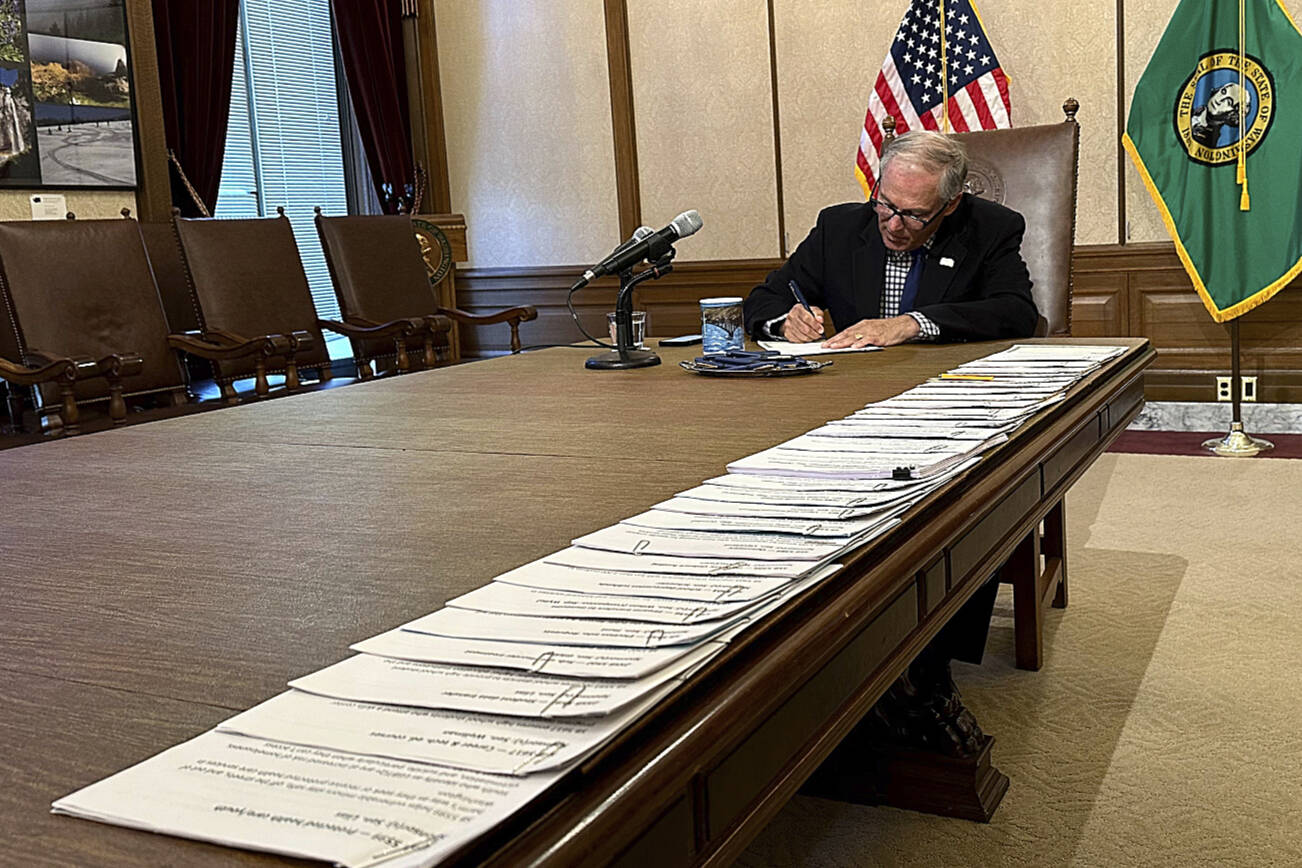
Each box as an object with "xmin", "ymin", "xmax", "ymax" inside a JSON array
[{"xmin": 315, "ymin": 211, "xmax": 535, "ymax": 375}]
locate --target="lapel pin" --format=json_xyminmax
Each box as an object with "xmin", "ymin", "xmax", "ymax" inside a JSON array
[{"xmin": 939, "ymin": 256, "xmax": 955, "ymax": 268}]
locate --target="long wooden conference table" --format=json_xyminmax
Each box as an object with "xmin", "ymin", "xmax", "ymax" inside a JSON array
[{"xmin": 0, "ymin": 337, "xmax": 1152, "ymax": 866}]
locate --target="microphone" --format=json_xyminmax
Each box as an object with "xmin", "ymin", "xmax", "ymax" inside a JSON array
[
  {"xmin": 609, "ymin": 224, "xmax": 655, "ymax": 259},
  {"xmin": 574, "ymin": 210, "xmax": 702, "ymax": 288}
]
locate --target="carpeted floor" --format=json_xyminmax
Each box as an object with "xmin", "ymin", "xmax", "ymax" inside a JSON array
[
  {"xmin": 738, "ymin": 453, "xmax": 1302, "ymax": 867},
  {"xmin": 1108, "ymin": 430, "xmax": 1302, "ymax": 459}
]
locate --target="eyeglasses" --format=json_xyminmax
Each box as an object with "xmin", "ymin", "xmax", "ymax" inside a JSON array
[{"xmin": 868, "ymin": 179, "xmax": 945, "ymax": 231}]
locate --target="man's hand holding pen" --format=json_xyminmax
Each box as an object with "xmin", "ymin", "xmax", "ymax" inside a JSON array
[{"xmin": 782, "ymin": 279, "xmax": 826, "ymax": 342}]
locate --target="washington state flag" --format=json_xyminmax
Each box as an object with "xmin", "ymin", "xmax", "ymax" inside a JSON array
[{"xmin": 1123, "ymin": 0, "xmax": 1302, "ymax": 322}]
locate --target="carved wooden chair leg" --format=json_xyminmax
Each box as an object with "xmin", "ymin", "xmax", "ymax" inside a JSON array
[
  {"xmin": 318, "ymin": 365, "xmax": 333, "ymax": 383},
  {"xmin": 422, "ymin": 334, "xmax": 436, "ymax": 368},
  {"xmin": 285, "ymin": 356, "xmax": 301, "ymax": 391},
  {"xmin": 395, "ymin": 341, "xmax": 411, "ymax": 373},
  {"xmin": 254, "ymin": 359, "xmax": 270, "ymax": 397},
  {"xmin": 1043, "ymin": 499, "xmax": 1068, "ymax": 608},
  {"xmin": 509, "ymin": 322, "xmax": 523, "ymax": 354},
  {"xmin": 107, "ymin": 378, "xmax": 127, "ymax": 424},
  {"xmin": 1007, "ymin": 527, "xmax": 1044, "ymax": 671},
  {"xmin": 357, "ymin": 358, "xmax": 374, "ymax": 380},
  {"xmin": 57, "ymin": 380, "xmax": 80, "ymax": 436},
  {"xmin": 221, "ymin": 380, "xmax": 239, "ymax": 403}
]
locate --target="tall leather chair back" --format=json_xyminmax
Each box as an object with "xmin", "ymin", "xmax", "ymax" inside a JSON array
[
  {"xmin": 139, "ymin": 221, "xmax": 200, "ymax": 335},
  {"xmin": 174, "ymin": 214, "xmax": 332, "ymax": 383},
  {"xmin": 315, "ymin": 213, "xmax": 445, "ymax": 364},
  {"xmin": 950, "ymin": 112, "xmax": 1079, "ymax": 336},
  {"xmin": 316, "ymin": 214, "xmax": 433, "ymax": 324},
  {"xmin": 0, "ymin": 219, "xmax": 185, "ymax": 405}
]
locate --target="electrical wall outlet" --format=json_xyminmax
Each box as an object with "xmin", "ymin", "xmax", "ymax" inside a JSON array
[{"xmin": 1215, "ymin": 376, "xmax": 1259, "ymax": 401}]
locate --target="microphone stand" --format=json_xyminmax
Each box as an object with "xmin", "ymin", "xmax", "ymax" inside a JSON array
[{"xmin": 585, "ymin": 252, "xmax": 674, "ymax": 370}]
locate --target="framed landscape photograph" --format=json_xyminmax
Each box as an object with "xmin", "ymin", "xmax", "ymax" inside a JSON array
[{"xmin": 0, "ymin": 0, "xmax": 136, "ymax": 188}]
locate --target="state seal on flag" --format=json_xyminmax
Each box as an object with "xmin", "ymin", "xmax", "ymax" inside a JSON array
[{"xmin": 1173, "ymin": 51, "xmax": 1275, "ymax": 166}]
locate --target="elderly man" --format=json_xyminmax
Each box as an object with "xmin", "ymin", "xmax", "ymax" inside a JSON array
[
  {"xmin": 744, "ymin": 130, "xmax": 1038, "ymax": 347},
  {"xmin": 746, "ymin": 132, "xmax": 1042, "ymax": 757}
]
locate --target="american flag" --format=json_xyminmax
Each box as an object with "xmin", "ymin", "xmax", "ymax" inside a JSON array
[{"xmin": 855, "ymin": 0, "xmax": 1011, "ymax": 196}]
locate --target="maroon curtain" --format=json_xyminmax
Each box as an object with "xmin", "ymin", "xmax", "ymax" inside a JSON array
[
  {"xmin": 152, "ymin": 0, "xmax": 241, "ymax": 217},
  {"xmin": 332, "ymin": 0, "xmax": 417, "ymax": 214}
]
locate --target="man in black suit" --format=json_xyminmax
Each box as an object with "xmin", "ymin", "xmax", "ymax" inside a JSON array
[
  {"xmin": 745, "ymin": 134, "xmax": 1038, "ymax": 751},
  {"xmin": 744, "ymin": 130, "xmax": 1038, "ymax": 349}
]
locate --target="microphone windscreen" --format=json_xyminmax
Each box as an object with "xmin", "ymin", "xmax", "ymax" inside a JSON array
[{"xmin": 671, "ymin": 210, "xmax": 703, "ymax": 239}]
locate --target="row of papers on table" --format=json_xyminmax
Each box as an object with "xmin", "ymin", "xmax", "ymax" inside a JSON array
[{"xmin": 53, "ymin": 344, "xmax": 1129, "ymax": 867}]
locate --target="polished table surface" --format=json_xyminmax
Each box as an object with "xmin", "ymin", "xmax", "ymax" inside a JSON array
[{"xmin": 0, "ymin": 338, "xmax": 1153, "ymax": 866}]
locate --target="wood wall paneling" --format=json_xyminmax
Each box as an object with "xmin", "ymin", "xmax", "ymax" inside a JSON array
[{"xmin": 459, "ymin": 243, "xmax": 1302, "ymax": 402}]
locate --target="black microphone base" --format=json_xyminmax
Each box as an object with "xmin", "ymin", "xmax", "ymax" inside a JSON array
[{"xmin": 585, "ymin": 349, "xmax": 661, "ymax": 370}]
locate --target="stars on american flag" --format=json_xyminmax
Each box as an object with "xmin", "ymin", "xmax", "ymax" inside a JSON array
[
  {"xmin": 890, "ymin": 0, "xmax": 996, "ymax": 110},
  {"xmin": 855, "ymin": 0, "xmax": 1012, "ymax": 194}
]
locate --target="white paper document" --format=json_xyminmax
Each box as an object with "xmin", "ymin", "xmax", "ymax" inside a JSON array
[
  {"xmin": 288, "ymin": 646, "xmax": 720, "ymax": 719},
  {"xmin": 652, "ymin": 494, "xmax": 900, "ymax": 521},
  {"xmin": 755, "ymin": 339, "xmax": 881, "ymax": 355},
  {"xmin": 52, "ymin": 731, "xmax": 558, "ymax": 868},
  {"xmin": 493, "ymin": 557, "xmax": 791, "ymax": 602},
  {"xmin": 544, "ymin": 545, "xmax": 828, "ymax": 579},
  {"xmin": 355, "ymin": 627, "xmax": 714, "ymax": 679},
  {"xmin": 620, "ymin": 507, "xmax": 892, "ymax": 538},
  {"xmin": 218, "ymin": 688, "xmax": 674, "ymax": 776},
  {"xmin": 446, "ymin": 580, "xmax": 768, "ymax": 624},
  {"xmin": 402, "ymin": 606, "xmax": 746, "ymax": 648},
  {"xmin": 727, "ymin": 438, "xmax": 1001, "ymax": 479},
  {"xmin": 675, "ymin": 481, "xmax": 931, "ymax": 509},
  {"xmin": 698, "ymin": 461, "xmax": 979, "ymax": 494},
  {"xmin": 573, "ymin": 523, "xmax": 852, "ymax": 559},
  {"xmin": 776, "ymin": 433, "xmax": 985, "ymax": 455}
]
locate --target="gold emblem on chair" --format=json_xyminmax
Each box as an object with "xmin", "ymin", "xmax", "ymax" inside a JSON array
[
  {"xmin": 964, "ymin": 159, "xmax": 1006, "ymax": 204},
  {"xmin": 411, "ymin": 218, "xmax": 454, "ymax": 286}
]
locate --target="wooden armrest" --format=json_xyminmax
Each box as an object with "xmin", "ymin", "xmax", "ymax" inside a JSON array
[
  {"xmin": 318, "ymin": 317, "xmax": 420, "ymax": 341},
  {"xmin": 15, "ymin": 349, "xmax": 143, "ymax": 429},
  {"xmin": 434, "ymin": 305, "xmax": 538, "ymax": 327},
  {"xmin": 93, "ymin": 352, "xmax": 145, "ymax": 380},
  {"xmin": 169, "ymin": 330, "xmax": 274, "ymax": 361},
  {"xmin": 0, "ymin": 353, "xmax": 82, "ymax": 387},
  {"xmin": 434, "ymin": 306, "xmax": 537, "ymax": 353},
  {"xmin": 424, "ymin": 314, "xmax": 453, "ymax": 335}
]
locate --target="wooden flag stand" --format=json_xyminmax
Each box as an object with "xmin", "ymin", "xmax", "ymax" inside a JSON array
[{"xmin": 1202, "ymin": 319, "xmax": 1274, "ymax": 456}]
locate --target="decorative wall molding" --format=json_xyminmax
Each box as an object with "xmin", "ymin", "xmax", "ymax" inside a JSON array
[{"xmin": 457, "ymin": 242, "xmax": 1302, "ymax": 403}]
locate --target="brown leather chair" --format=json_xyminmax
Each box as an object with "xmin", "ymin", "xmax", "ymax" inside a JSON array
[
  {"xmin": 951, "ymin": 101, "xmax": 1080, "ymax": 337},
  {"xmin": 0, "ymin": 217, "xmax": 291, "ymax": 434},
  {"xmin": 884, "ymin": 101, "xmax": 1081, "ymax": 670},
  {"xmin": 315, "ymin": 212, "xmax": 536, "ymax": 374},
  {"xmin": 955, "ymin": 103, "xmax": 1079, "ymax": 670},
  {"xmin": 883, "ymin": 99, "xmax": 1080, "ymax": 337},
  {"xmin": 174, "ymin": 210, "xmax": 423, "ymax": 398},
  {"xmin": 0, "ymin": 219, "xmax": 192, "ymax": 434}
]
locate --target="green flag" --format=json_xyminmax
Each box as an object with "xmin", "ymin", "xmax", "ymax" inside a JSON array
[{"xmin": 1123, "ymin": 0, "xmax": 1302, "ymax": 322}]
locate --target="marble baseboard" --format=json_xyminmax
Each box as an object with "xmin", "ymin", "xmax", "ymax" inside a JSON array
[{"xmin": 1130, "ymin": 402, "xmax": 1302, "ymax": 434}]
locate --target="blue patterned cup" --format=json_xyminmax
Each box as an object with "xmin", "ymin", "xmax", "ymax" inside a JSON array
[{"xmin": 701, "ymin": 296, "xmax": 744, "ymax": 354}]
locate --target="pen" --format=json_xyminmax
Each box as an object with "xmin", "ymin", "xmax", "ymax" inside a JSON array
[
  {"xmin": 788, "ymin": 280, "xmax": 814, "ymax": 315},
  {"xmin": 939, "ymin": 374, "xmax": 996, "ymax": 381}
]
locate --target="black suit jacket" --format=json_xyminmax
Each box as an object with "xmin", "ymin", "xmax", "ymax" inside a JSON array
[{"xmin": 744, "ymin": 194, "xmax": 1039, "ymax": 342}]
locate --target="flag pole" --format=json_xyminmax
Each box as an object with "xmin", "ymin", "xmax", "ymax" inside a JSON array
[
  {"xmin": 938, "ymin": 0, "xmax": 949, "ymax": 132},
  {"xmin": 1202, "ymin": 318, "xmax": 1273, "ymax": 456}
]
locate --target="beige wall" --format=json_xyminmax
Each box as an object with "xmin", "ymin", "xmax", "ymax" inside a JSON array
[
  {"xmin": 435, "ymin": 0, "xmax": 1302, "ymax": 265},
  {"xmin": 628, "ymin": 0, "xmax": 779, "ymax": 261},
  {"xmin": 435, "ymin": 0, "xmax": 621, "ymax": 269},
  {"xmin": 0, "ymin": 190, "xmax": 138, "ymax": 221}
]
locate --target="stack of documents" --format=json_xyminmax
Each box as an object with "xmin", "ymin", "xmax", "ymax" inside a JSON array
[{"xmin": 53, "ymin": 343, "xmax": 1129, "ymax": 867}]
